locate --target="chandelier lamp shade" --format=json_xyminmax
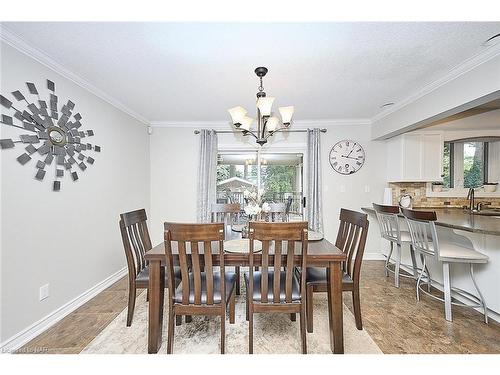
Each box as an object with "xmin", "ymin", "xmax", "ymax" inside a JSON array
[{"xmin": 228, "ymin": 67, "xmax": 294, "ymax": 146}]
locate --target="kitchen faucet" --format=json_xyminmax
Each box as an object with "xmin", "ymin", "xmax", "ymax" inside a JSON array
[{"xmin": 467, "ymin": 187, "xmax": 475, "ymax": 211}]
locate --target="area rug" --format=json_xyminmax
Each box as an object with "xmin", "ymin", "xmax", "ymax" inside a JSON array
[{"xmin": 82, "ymin": 291, "xmax": 382, "ymax": 354}]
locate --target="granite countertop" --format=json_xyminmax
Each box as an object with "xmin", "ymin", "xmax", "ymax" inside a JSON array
[{"xmin": 362, "ymin": 207, "xmax": 500, "ymax": 236}]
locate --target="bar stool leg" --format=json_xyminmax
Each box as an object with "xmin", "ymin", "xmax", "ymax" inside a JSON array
[
  {"xmin": 470, "ymin": 264, "xmax": 488, "ymax": 324},
  {"xmin": 385, "ymin": 242, "xmax": 394, "ymax": 277},
  {"xmin": 394, "ymin": 244, "xmax": 401, "ymax": 288},
  {"xmin": 409, "ymin": 245, "xmax": 418, "ymax": 279},
  {"xmin": 416, "ymin": 255, "xmax": 427, "ymax": 302},
  {"xmin": 443, "ymin": 262, "xmax": 452, "ymax": 322}
]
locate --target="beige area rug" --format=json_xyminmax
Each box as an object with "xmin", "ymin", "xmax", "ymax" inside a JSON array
[{"xmin": 82, "ymin": 291, "xmax": 382, "ymax": 354}]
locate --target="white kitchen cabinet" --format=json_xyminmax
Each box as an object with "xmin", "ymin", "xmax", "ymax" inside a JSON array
[{"xmin": 386, "ymin": 132, "xmax": 444, "ymax": 182}]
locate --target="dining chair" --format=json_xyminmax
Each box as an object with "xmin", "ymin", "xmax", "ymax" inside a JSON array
[
  {"xmin": 119, "ymin": 209, "xmax": 180, "ymax": 327},
  {"xmin": 245, "ymin": 221, "xmax": 309, "ymax": 354},
  {"xmin": 303, "ymin": 208, "xmax": 369, "ymax": 332},
  {"xmin": 372, "ymin": 203, "xmax": 422, "ymax": 287},
  {"xmin": 401, "ymin": 208, "xmax": 489, "ymax": 323},
  {"xmin": 266, "ymin": 202, "xmax": 287, "ymax": 222},
  {"xmin": 164, "ymin": 222, "xmax": 237, "ymax": 354},
  {"xmin": 211, "ymin": 203, "xmax": 242, "ymax": 295}
]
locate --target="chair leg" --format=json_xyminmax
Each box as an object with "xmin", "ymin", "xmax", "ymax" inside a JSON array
[
  {"xmin": 126, "ymin": 285, "xmax": 136, "ymax": 327},
  {"xmin": 249, "ymin": 308, "xmax": 254, "ymax": 354},
  {"xmin": 394, "ymin": 243, "xmax": 401, "ymax": 288},
  {"xmin": 290, "ymin": 313, "xmax": 296, "ymax": 321},
  {"xmin": 299, "ymin": 305, "xmax": 307, "ymax": 354},
  {"xmin": 146, "ymin": 288, "xmax": 149, "ymax": 302},
  {"xmin": 352, "ymin": 288, "xmax": 362, "ymax": 330},
  {"xmin": 185, "ymin": 315, "xmax": 192, "ymax": 323},
  {"xmin": 175, "ymin": 315, "xmax": 182, "ymax": 326},
  {"xmin": 167, "ymin": 306, "xmax": 175, "ymax": 354},
  {"xmin": 385, "ymin": 242, "xmax": 394, "ymax": 277},
  {"xmin": 443, "ymin": 262, "xmax": 452, "ymax": 322},
  {"xmin": 246, "ymin": 286, "xmax": 250, "ymax": 321},
  {"xmin": 229, "ymin": 288, "xmax": 236, "ymax": 324},
  {"xmin": 306, "ymin": 284, "xmax": 314, "ymax": 333},
  {"xmin": 409, "ymin": 244, "xmax": 418, "ymax": 279},
  {"xmin": 220, "ymin": 313, "xmax": 225, "ymax": 354},
  {"xmin": 469, "ymin": 263, "xmax": 488, "ymax": 324},
  {"xmin": 235, "ymin": 266, "xmax": 241, "ymax": 296},
  {"xmin": 416, "ymin": 255, "xmax": 427, "ymax": 302}
]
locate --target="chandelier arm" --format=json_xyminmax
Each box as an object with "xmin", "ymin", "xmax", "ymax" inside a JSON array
[{"xmin": 243, "ymin": 130, "xmax": 259, "ymax": 140}]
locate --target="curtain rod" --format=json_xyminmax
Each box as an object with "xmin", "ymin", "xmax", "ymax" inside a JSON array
[{"xmin": 193, "ymin": 128, "xmax": 327, "ymax": 134}]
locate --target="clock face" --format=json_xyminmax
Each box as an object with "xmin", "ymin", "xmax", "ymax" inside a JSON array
[{"xmin": 329, "ymin": 140, "xmax": 365, "ymax": 175}]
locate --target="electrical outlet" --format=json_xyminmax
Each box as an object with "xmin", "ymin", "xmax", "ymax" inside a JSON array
[
  {"xmin": 340, "ymin": 185, "xmax": 346, "ymax": 193},
  {"xmin": 364, "ymin": 185, "xmax": 370, "ymax": 193},
  {"xmin": 39, "ymin": 284, "xmax": 49, "ymax": 301}
]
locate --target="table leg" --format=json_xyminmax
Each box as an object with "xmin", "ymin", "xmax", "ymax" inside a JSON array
[
  {"xmin": 327, "ymin": 261, "xmax": 344, "ymax": 354},
  {"xmin": 148, "ymin": 260, "xmax": 165, "ymax": 353}
]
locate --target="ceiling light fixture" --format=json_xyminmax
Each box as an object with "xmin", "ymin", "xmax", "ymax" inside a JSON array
[
  {"xmin": 380, "ymin": 102, "xmax": 395, "ymax": 109},
  {"xmin": 482, "ymin": 33, "xmax": 500, "ymax": 46},
  {"xmin": 228, "ymin": 67, "xmax": 294, "ymax": 146}
]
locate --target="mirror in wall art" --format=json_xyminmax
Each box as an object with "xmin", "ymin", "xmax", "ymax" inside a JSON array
[{"xmin": 0, "ymin": 79, "xmax": 101, "ymax": 191}]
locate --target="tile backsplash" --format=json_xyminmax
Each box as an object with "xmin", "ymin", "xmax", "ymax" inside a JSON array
[{"xmin": 389, "ymin": 182, "xmax": 500, "ymax": 208}]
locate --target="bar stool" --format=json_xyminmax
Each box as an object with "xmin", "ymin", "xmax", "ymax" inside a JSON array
[
  {"xmin": 401, "ymin": 208, "xmax": 489, "ymax": 323},
  {"xmin": 372, "ymin": 203, "xmax": 423, "ymax": 287}
]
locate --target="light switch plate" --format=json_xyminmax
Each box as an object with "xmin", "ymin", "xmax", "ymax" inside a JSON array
[
  {"xmin": 340, "ymin": 185, "xmax": 346, "ymax": 193},
  {"xmin": 39, "ymin": 284, "xmax": 49, "ymax": 301},
  {"xmin": 365, "ymin": 185, "xmax": 370, "ymax": 193}
]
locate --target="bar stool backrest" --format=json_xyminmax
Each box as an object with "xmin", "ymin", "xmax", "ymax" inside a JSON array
[
  {"xmin": 372, "ymin": 203, "xmax": 402, "ymax": 243},
  {"xmin": 400, "ymin": 208, "xmax": 439, "ymax": 259}
]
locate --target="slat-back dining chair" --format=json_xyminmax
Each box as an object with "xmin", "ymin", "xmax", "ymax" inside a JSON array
[
  {"xmin": 119, "ymin": 209, "xmax": 180, "ymax": 326},
  {"xmin": 266, "ymin": 202, "xmax": 287, "ymax": 222},
  {"xmin": 211, "ymin": 203, "xmax": 242, "ymax": 295},
  {"xmin": 372, "ymin": 203, "xmax": 421, "ymax": 287},
  {"xmin": 164, "ymin": 222, "xmax": 237, "ymax": 354},
  {"xmin": 304, "ymin": 209, "xmax": 369, "ymax": 332},
  {"xmin": 401, "ymin": 208, "xmax": 489, "ymax": 323},
  {"xmin": 245, "ymin": 221, "xmax": 309, "ymax": 354}
]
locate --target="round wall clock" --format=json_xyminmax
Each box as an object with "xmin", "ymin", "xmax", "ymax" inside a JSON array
[
  {"xmin": 329, "ymin": 140, "xmax": 365, "ymax": 175},
  {"xmin": 0, "ymin": 79, "xmax": 100, "ymax": 191}
]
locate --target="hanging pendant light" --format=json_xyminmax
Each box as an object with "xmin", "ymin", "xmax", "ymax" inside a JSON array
[{"xmin": 227, "ymin": 67, "xmax": 294, "ymax": 146}]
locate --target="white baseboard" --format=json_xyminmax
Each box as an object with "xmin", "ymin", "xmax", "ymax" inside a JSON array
[
  {"xmin": 0, "ymin": 267, "xmax": 127, "ymax": 353},
  {"xmin": 362, "ymin": 253, "xmax": 385, "ymax": 261}
]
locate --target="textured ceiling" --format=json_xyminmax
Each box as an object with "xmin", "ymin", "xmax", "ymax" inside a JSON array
[{"xmin": 2, "ymin": 22, "xmax": 500, "ymax": 122}]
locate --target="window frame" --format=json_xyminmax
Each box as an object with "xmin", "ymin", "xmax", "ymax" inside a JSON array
[{"xmin": 427, "ymin": 140, "xmax": 500, "ymax": 198}]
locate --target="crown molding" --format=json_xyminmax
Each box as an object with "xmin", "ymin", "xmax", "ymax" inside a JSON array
[
  {"xmin": 0, "ymin": 25, "xmax": 149, "ymax": 125},
  {"xmin": 150, "ymin": 118, "xmax": 372, "ymax": 129},
  {"xmin": 372, "ymin": 42, "xmax": 500, "ymax": 123}
]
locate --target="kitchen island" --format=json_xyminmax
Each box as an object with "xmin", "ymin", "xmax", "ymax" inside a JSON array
[{"xmin": 362, "ymin": 206, "xmax": 500, "ymax": 322}]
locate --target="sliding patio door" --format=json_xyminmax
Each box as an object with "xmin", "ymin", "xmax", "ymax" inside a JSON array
[{"xmin": 216, "ymin": 150, "xmax": 304, "ymax": 220}]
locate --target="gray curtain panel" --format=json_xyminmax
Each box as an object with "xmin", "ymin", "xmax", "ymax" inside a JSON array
[
  {"xmin": 197, "ymin": 129, "xmax": 218, "ymax": 223},
  {"xmin": 307, "ymin": 128, "xmax": 324, "ymax": 234}
]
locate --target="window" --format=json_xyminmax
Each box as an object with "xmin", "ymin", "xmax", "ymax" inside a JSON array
[
  {"xmin": 463, "ymin": 141, "xmax": 487, "ymax": 188},
  {"xmin": 441, "ymin": 140, "xmax": 493, "ymax": 189},
  {"xmin": 216, "ymin": 151, "xmax": 304, "ymax": 219}
]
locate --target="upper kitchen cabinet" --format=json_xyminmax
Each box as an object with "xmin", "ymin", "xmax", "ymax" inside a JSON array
[{"xmin": 386, "ymin": 132, "xmax": 444, "ymax": 182}]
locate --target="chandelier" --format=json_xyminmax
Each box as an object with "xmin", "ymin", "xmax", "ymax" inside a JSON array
[{"xmin": 228, "ymin": 67, "xmax": 294, "ymax": 146}]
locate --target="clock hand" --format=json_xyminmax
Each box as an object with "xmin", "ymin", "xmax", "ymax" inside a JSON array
[{"xmin": 346, "ymin": 142, "xmax": 357, "ymax": 158}]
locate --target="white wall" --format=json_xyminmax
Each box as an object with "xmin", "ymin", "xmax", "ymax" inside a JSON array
[
  {"xmin": 0, "ymin": 42, "xmax": 150, "ymax": 343},
  {"xmin": 149, "ymin": 123, "xmax": 388, "ymax": 259}
]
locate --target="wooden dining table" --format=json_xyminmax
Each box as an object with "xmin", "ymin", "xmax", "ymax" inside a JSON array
[{"xmin": 144, "ymin": 237, "xmax": 347, "ymax": 354}]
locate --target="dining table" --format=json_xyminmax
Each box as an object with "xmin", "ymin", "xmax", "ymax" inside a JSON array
[{"xmin": 144, "ymin": 233, "xmax": 347, "ymax": 354}]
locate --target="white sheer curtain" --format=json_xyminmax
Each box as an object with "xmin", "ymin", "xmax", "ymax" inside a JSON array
[
  {"xmin": 306, "ymin": 128, "xmax": 324, "ymax": 234},
  {"xmin": 197, "ymin": 129, "xmax": 218, "ymax": 223}
]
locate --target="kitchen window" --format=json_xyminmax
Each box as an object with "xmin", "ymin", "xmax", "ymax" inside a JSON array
[{"xmin": 432, "ymin": 138, "xmax": 500, "ymax": 197}]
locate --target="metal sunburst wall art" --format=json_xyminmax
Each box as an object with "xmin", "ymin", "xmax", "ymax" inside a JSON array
[{"xmin": 0, "ymin": 79, "xmax": 100, "ymax": 191}]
